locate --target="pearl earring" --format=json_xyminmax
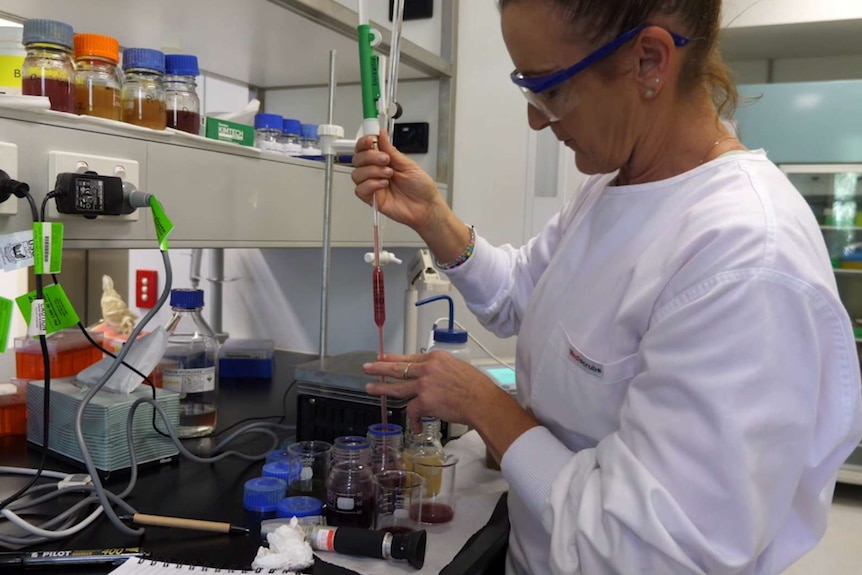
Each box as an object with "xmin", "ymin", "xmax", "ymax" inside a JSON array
[{"xmin": 645, "ymin": 89, "xmax": 656, "ymax": 98}]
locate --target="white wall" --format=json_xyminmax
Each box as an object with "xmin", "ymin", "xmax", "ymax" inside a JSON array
[
  {"xmin": 723, "ymin": 0, "xmax": 862, "ymax": 27},
  {"xmin": 730, "ymin": 54, "xmax": 862, "ymax": 85},
  {"xmin": 334, "ymin": 0, "xmax": 443, "ymax": 56}
]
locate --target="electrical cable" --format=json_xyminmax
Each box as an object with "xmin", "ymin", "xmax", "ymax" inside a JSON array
[{"xmin": 431, "ymin": 317, "xmax": 515, "ymax": 370}]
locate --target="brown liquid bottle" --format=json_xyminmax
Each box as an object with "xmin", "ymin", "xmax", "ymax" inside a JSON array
[
  {"xmin": 121, "ymin": 48, "xmax": 167, "ymax": 130},
  {"xmin": 73, "ymin": 33, "xmax": 121, "ymax": 120},
  {"xmin": 21, "ymin": 19, "xmax": 75, "ymax": 113},
  {"xmin": 164, "ymin": 54, "xmax": 201, "ymax": 135}
]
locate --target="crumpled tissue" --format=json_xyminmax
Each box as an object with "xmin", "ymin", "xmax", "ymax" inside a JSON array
[
  {"xmin": 76, "ymin": 327, "xmax": 167, "ymax": 394},
  {"xmin": 252, "ymin": 517, "xmax": 314, "ymax": 571}
]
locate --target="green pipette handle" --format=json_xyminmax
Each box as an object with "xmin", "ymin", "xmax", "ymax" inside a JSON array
[{"xmin": 358, "ymin": 24, "xmax": 380, "ymax": 121}]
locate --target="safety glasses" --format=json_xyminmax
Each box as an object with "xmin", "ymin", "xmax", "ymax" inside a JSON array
[{"xmin": 510, "ymin": 25, "xmax": 691, "ymax": 121}]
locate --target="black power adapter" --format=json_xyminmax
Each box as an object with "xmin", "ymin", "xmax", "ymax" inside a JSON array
[{"xmin": 53, "ymin": 172, "xmax": 125, "ymax": 219}]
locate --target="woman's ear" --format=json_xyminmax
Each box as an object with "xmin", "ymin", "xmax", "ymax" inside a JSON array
[{"xmin": 634, "ymin": 27, "xmax": 674, "ymax": 100}]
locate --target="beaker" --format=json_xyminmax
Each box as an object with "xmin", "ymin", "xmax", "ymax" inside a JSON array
[
  {"xmin": 287, "ymin": 440, "xmax": 332, "ymax": 502},
  {"xmin": 374, "ymin": 470, "xmax": 425, "ymax": 533},
  {"xmin": 410, "ymin": 454, "xmax": 459, "ymax": 524}
]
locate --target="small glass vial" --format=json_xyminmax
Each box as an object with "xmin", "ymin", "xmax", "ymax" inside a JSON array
[
  {"xmin": 158, "ymin": 289, "xmax": 219, "ymax": 437},
  {"xmin": 325, "ymin": 436, "xmax": 374, "ymax": 528},
  {"xmin": 255, "ymin": 113, "xmax": 283, "ymax": 154},
  {"xmin": 164, "ymin": 54, "xmax": 201, "ymax": 135},
  {"xmin": 21, "ymin": 19, "xmax": 75, "ymax": 113},
  {"xmin": 121, "ymin": 48, "xmax": 166, "ymax": 130},
  {"xmin": 367, "ymin": 423, "xmax": 405, "ymax": 474},
  {"xmin": 73, "ymin": 33, "xmax": 121, "ymax": 120},
  {"xmin": 301, "ymin": 124, "xmax": 321, "ymax": 156},
  {"xmin": 280, "ymin": 118, "xmax": 304, "ymax": 156}
]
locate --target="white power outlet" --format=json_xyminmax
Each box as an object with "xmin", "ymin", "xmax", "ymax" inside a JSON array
[
  {"xmin": 46, "ymin": 151, "xmax": 141, "ymax": 221},
  {"xmin": 0, "ymin": 142, "xmax": 19, "ymax": 216}
]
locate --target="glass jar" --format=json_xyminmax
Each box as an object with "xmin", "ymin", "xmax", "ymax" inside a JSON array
[
  {"xmin": 157, "ymin": 289, "xmax": 219, "ymax": 437},
  {"xmin": 121, "ymin": 48, "xmax": 166, "ymax": 130},
  {"xmin": 301, "ymin": 124, "xmax": 321, "ymax": 156},
  {"xmin": 21, "ymin": 19, "xmax": 75, "ymax": 112},
  {"xmin": 404, "ymin": 418, "xmax": 445, "ymax": 469},
  {"xmin": 164, "ymin": 54, "xmax": 201, "ymax": 135},
  {"xmin": 367, "ymin": 423, "xmax": 405, "ymax": 474},
  {"xmin": 255, "ymin": 113, "xmax": 283, "ymax": 154},
  {"xmin": 325, "ymin": 436, "xmax": 374, "ymax": 528},
  {"xmin": 73, "ymin": 33, "xmax": 121, "ymax": 120},
  {"xmin": 280, "ymin": 118, "xmax": 303, "ymax": 156}
]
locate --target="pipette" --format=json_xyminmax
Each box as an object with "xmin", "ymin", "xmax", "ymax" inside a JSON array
[{"xmin": 357, "ymin": 0, "xmax": 388, "ymax": 426}]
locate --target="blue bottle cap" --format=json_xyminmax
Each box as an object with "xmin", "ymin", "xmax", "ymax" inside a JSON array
[
  {"xmin": 265, "ymin": 449, "xmax": 292, "ymax": 464},
  {"xmin": 122, "ymin": 48, "xmax": 166, "ymax": 74},
  {"xmin": 277, "ymin": 496, "xmax": 323, "ymax": 519},
  {"xmin": 334, "ymin": 436, "xmax": 369, "ymax": 450},
  {"xmin": 255, "ymin": 113, "xmax": 283, "ymax": 131},
  {"xmin": 243, "ymin": 477, "xmax": 287, "ymax": 513},
  {"xmin": 23, "ymin": 20, "xmax": 74, "ymax": 50},
  {"xmin": 282, "ymin": 119, "xmax": 302, "ymax": 136},
  {"xmin": 170, "ymin": 288, "xmax": 204, "ymax": 309},
  {"xmin": 432, "ymin": 328, "xmax": 469, "ymax": 344},
  {"xmin": 263, "ymin": 461, "xmax": 301, "ymax": 483},
  {"xmin": 165, "ymin": 54, "xmax": 199, "ymax": 76},
  {"xmin": 368, "ymin": 423, "xmax": 403, "ymax": 437},
  {"xmin": 300, "ymin": 124, "xmax": 318, "ymax": 139}
]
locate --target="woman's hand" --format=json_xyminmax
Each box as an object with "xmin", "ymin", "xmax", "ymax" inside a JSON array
[{"xmin": 352, "ymin": 130, "xmax": 447, "ymax": 235}]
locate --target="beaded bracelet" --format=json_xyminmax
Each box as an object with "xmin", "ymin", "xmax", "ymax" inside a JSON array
[{"xmin": 436, "ymin": 225, "xmax": 476, "ymax": 270}]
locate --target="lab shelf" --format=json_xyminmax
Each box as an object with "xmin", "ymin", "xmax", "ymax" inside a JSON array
[{"xmin": 0, "ymin": 108, "xmax": 428, "ymax": 249}]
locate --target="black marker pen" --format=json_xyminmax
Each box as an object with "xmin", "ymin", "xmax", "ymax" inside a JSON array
[{"xmin": 0, "ymin": 547, "xmax": 147, "ymax": 569}]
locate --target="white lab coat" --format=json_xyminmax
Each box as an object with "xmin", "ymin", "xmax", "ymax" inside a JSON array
[{"xmin": 443, "ymin": 152, "xmax": 862, "ymax": 574}]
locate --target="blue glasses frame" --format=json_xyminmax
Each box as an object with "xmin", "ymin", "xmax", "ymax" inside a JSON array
[{"xmin": 510, "ymin": 25, "xmax": 691, "ymax": 94}]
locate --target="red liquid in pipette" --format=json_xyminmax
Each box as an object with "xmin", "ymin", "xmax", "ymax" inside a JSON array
[{"xmin": 372, "ymin": 190, "xmax": 388, "ymax": 427}]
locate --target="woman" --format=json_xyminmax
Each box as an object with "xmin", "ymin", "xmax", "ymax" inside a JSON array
[{"xmin": 353, "ymin": 1, "xmax": 862, "ymax": 573}]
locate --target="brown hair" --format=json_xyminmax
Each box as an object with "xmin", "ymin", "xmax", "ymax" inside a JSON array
[{"xmin": 499, "ymin": 0, "xmax": 739, "ymax": 118}]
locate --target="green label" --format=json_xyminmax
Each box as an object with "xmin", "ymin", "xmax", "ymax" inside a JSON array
[
  {"xmin": 16, "ymin": 284, "xmax": 79, "ymax": 335},
  {"xmin": 150, "ymin": 197, "xmax": 174, "ymax": 252},
  {"xmin": 0, "ymin": 297, "xmax": 13, "ymax": 351},
  {"xmin": 32, "ymin": 222, "xmax": 64, "ymax": 275}
]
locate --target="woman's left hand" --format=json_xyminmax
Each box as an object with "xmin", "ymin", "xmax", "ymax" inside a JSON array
[{"xmin": 363, "ymin": 351, "xmax": 497, "ymax": 432}]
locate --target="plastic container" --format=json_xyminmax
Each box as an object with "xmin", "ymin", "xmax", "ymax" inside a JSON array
[
  {"xmin": 254, "ymin": 113, "xmax": 283, "ymax": 154},
  {"xmin": 73, "ymin": 33, "xmax": 121, "ymax": 120},
  {"xmin": 157, "ymin": 289, "xmax": 219, "ymax": 437},
  {"xmin": 367, "ymin": 423, "xmax": 405, "ymax": 474},
  {"xmin": 276, "ymin": 496, "xmax": 324, "ymax": 525},
  {"xmin": 164, "ymin": 54, "xmax": 200, "ymax": 135},
  {"xmin": 0, "ymin": 27, "xmax": 26, "ymax": 95},
  {"xmin": 263, "ymin": 460, "xmax": 301, "ymax": 483},
  {"xmin": 218, "ymin": 338, "xmax": 274, "ymax": 380},
  {"xmin": 280, "ymin": 118, "xmax": 303, "ymax": 156},
  {"xmin": 300, "ymin": 124, "xmax": 321, "ymax": 156},
  {"xmin": 21, "ymin": 19, "xmax": 75, "ymax": 112},
  {"xmin": 0, "ymin": 379, "xmax": 28, "ymax": 437},
  {"xmin": 121, "ymin": 48, "xmax": 166, "ymax": 130},
  {"xmin": 243, "ymin": 477, "xmax": 287, "ymax": 513},
  {"xmin": 15, "ymin": 329, "xmax": 104, "ymax": 380},
  {"xmin": 325, "ymin": 436, "xmax": 374, "ymax": 528}
]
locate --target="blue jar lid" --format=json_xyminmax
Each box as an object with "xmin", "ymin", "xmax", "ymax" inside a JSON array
[
  {"xmin": 170, "ymin": 288, "xmax": 204, "ymax": 309},
  {"xmin": 277, "ymin": 496, "xmax": 323, "ymax": 519},
  {"xmin": 300, "ymin": 124, "xmax": 318, "ymax": 139},
  {"xmin": 263, "ymin": 460, "xmax": 301, "ymax": 483},
  {"xmin": 255, "ymin": 113, "xmax": 283, "ymax": 131},
  {"xmin": 243, "ymin": 477, "xmax": 287, "ymax": 513},
  {"xmin": 123, "ymin": 48, "xmax": 165, "ymax": 74},
  {"xmin": 165, "ymin": 54, "xmax": 199, "ymax": 76},
  {"xmin": 265, "ymin": 449, "xmax": 292, "ymax": 464},
  {"xmin": 433, "ymin": 328, "xmax": 469, "ymax": 344},
  {"xmin": 368, "ymin": 423, "xmax": 403, "ymax": 437},
  {"xmin": 283, "ymin": 119, "xmax": 302, "ymax": 136},
  {"xmin": 334, "ymin": 436, "xmax": 370, "ymax": 450},
  {"xmin": 23, "ymin": 20, "xmax": 74, "ymax": 50}
]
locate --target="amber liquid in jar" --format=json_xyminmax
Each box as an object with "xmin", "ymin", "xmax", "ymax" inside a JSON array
[
  {"xmin": 124, "ymin": 97, "xmax": 166, "ymax": 130},
  {"xmin": 167, "ymin": 109, "xmax": 200, "ymax": 134},
  {"xmin": 22, "ymin": 76, "xmax": 74, "ymax": 112},
  {"xmin": 75, "ymin": 84, "xmax": 121, "ymax": 120},
  {"xmin": 0, "ymin": 402, "xmax": 26, "ymax": 436}
]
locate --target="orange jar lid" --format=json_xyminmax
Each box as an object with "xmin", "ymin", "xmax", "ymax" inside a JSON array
[{"xmin": 74, "ymin": 33, "xmax": 119, "ymax": 63}]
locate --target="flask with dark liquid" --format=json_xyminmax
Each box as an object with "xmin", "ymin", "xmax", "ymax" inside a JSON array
[
  {"xmin": 121, "ymin": 48, "xmax": 166, "ymax": 130},
  {"xmin": 73, "ymin": 33, "xmax": 121, "ymax": 120},
  {"xmin": 21, "ymin": 19, "xmax": 75, "ymax": 113},
  {"xmin": 164, "ymin": 54, "xmax": 201, "ymax": 135},
  {"xmin": 325, "ymin": 436, "xmax": 375, "ymax": 529}
]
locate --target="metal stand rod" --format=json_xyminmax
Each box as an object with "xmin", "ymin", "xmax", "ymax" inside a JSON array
[
  {"xmin": 209, "ymin": 248, "xmax": 225, "ymax": 338},
  {"xmin": 319, "ymin": 50, "xmax": 338, "ymax": 358}
]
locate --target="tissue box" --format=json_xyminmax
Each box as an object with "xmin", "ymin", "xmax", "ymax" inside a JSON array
[
  {"xmin": 219, "ymin": 339, "xmax": 274, "ymax": 380},
  {"xmin": 205, "ymin": 117, "xmax": 254, "ymax": 147}
]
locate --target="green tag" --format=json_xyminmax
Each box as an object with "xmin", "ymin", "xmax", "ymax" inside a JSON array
[
  {"xmin": 150, "ymin": 197, "xmax": 174, "ymax": 252},
  {"xmin": 0, "ymin": 297, "xmax": 13, "ymax": 351},
  {"xmin": 16, "ymin": 284, "xmax": 79, "ymax": 335},
  {"xmin": 32, "ymin": 222, "xmax": 64, "ymax": 275}
]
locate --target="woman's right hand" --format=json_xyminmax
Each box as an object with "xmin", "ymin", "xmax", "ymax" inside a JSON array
[{"xmin": 352, "ymin": 130, "xmax": 446, "ymax": 234}]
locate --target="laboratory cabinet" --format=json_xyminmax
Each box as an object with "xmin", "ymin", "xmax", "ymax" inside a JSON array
[
  {"xmin": 0, "ymin": 109, "xmax": 424, "ymax": 248},
  {"xmin": 780, "ymin": 164, "xmax": 862, "ymax": 486}
]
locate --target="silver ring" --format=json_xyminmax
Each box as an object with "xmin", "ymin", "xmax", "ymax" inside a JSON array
[{"xmin": 403, "ymin": 362, "xmax": 413, "ymax": 379}]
